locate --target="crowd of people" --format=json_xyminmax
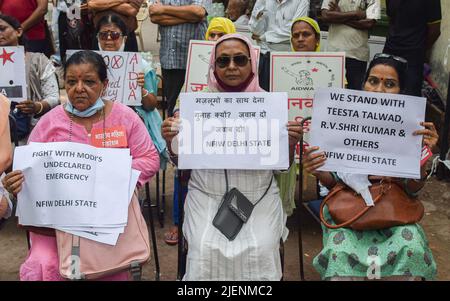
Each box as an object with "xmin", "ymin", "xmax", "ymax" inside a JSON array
[{"xmin": 0, "ymin": 0, "xmax": 444, "ymax": 281}]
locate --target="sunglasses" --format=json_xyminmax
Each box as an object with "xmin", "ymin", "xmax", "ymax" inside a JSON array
[
  {"xmin": 373, "ymin": 53, "xmax": 408, "ymax": 65},
  {"xmin": 215, "ymin": 55, "xmax": 251, "ymax": 68},
  {"xmin": 97, "ymin": 31, "xmax": 123, "ymax": 41}
]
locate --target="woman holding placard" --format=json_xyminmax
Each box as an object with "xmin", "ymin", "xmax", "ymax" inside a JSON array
[
  {"xmin": 0, "ymin": 14, "xmax": 59, "ymax": 142},
  {"xmin": 2, "ymin": 50, "xmax": 160, "ymax": 280},
  {"xmin": 161, "ymin": 34, "xmax": 303, "ymax": 280},
  {"xmin": 304, "ymin": 54, "xmax": 439, "ymax": 281},
  {"xmin": 164, "ymin": 17, "xmax": 237, "ymax": 246}
]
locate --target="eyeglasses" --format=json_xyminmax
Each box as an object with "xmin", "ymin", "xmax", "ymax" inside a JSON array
[
  {"xmin": 373, "ymin": 53, "xmax": 408, "ymax": 65},
  {"xmin": 215, "ymin": 55, "xmax": 251, "ymax": 68},
  {"xmin": 366, "ymin": 76, "xmax": 400, "ymax": 89},
  {"xmin": 97, "ymin": 31, "xmax": 123, "ymax": 41}
]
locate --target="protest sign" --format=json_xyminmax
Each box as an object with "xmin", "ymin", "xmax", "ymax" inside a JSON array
[
  {"xmin": 0, "ymin": 46, "xmax": 27, "ymax": 102},
  {"xmin": 13, "ymin": 142, "xmax": 132, "ymax": 227},
  {"xmin": 178, "ymin": 92, "xmax": 289, "ymax": 170},
  {"xmin": 67, "ymin": 50, "xmax": 142, "ymax": 105},
  {"xmin": 309, "ymin": 88, "xmax": 426, "ymax": 179},
  {"xmin": 184, "ymin": 40, "xmax": 260, "ymax": 93},
  {"xmin": 270, "ymin": 52, "xmax": 345, "ymax": 159}
]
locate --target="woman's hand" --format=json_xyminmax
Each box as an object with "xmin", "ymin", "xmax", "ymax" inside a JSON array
[
  {"xmin": 161, "ymin": 113, "xmax": 180, "ymax": 142},
  {"xmin": 287, "ymin": 121, "xmax": 303, "ymax": 146},
  {"xmin": 138, "ymin": 72, "xmax": 145, "ymax": 88},
  {"xmin": 303, "ymin": 146, "xmax": 326, "ymax": 175},
  {"xmin": 15, "ymin": 100, "xmax": 39, "ymax": 115},
  {"xmin": 413, "ymin": 121, "xmax": 439, "ymax": 152},
  {"xmin": 1, "ymin": 170, "xmax": 24, "ymax": 196}
]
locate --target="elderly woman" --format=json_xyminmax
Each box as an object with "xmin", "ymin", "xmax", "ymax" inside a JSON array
[
  {"xmin": 0, "ymin": 14, "xmax": 59, "ymax": 141},
  {"xmin": 2, "ymin": 50, "xmax": 160, "ymax": 281},
  {"xmin": 305, "ymin": 53, "xmax": 439, "ymax": 281},
  {"xmin": 164, "ymin": 17, "xmax": 237, "ymax": 246},
  {"xmin": 162, "ymin": 34, "xmax": 302, "ymax": 280}
]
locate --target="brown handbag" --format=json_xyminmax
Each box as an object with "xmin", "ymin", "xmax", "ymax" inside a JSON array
[{"xmin": 319, "ymin": 180, "xmax": 424, "ymax": 230}]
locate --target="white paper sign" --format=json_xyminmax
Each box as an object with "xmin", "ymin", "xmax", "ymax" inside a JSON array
[
  {"xmin": 67, "ymin": 50, "xmax": 142, "ymax": 106},
  {"xmin": 0, "ymin": 46, "xmax": 27, "ymax": 102},
  {"xmin": 13, "ymin": 142, "xmax": 132, "ymax": 226},
  {"xmin": 309, "ymin": 88, "xmax": 426, "ymax": 179},
  {"xmin": 270, "ymin": 52, "xmax": 345, "ymax": 162},
  {"xmin": 184, "ymin": 40, "xmax": 260, "ymax": 93},
  {"xmin": 178, "ymin": 92, "xmax": 289, "ymax": 170}
]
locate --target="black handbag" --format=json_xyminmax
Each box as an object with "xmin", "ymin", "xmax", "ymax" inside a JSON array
[{"xmin": 212, "ymin": 170, "xmax": 273, "ymax": 241}]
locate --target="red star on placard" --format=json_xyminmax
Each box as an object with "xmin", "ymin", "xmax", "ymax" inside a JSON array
[
  {"xmin": 0, "ymin": 48, "xmax": 15, "ymax": 65},
  {"xmin": 312, "ymin": 68, "xmax": 319, "ymax": 72}
]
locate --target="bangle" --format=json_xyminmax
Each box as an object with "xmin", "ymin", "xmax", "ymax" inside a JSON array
[
  {"xmin": 142, "ymin": 89, "xmax": 149, "ymax": 98},
  {"xmin": 36, "ymin": 102, "xmax": 44, "ymax": 115}
]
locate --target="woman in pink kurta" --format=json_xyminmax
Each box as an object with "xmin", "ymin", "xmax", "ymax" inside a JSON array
[{"xmin": 2, "ymin": 50, "xmax": 159, "ymax": 281}]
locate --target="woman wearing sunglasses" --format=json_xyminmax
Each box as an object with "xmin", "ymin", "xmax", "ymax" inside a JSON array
[
  {"xmin": 162, "ymin": 34, "xmax": 302, "ymax": 280},
  {"xmin": 96, "ymin": 13, "xmax": 158, "ymax": 111},
  {"xmin": 163, "ymin": 17, "xmax": 236, "ymax": 247},
  {"xmin": 305, "ymin": 53, "xmax": 439, "ymax": 281}
]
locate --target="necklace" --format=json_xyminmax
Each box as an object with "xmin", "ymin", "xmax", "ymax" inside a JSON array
[{"xmin": 68, "ymin": 108, "xmax": 106, "ymax": 146}]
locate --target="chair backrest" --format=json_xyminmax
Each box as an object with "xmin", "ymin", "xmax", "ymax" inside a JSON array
[{"xmin": 8, "ymin": 113, "xmax": 18, "ymax": 147}]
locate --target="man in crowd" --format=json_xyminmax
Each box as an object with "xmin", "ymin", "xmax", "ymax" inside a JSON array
[
  {"xmin": 383, "ymin": 0, "xmax": 441, "ymax": 96},
  {"xmin": 226, "ymin": 0, "xmax": 250, "ymax": 32},
  {"xmin": 249, "ymin": 0, "xmax": 310, "ymax": 91},
  {"xmin": 149, "ymin": 0, "xmax": 210, "ymax": 116},
  {"xmin": 321, "ymin": 0, "xmax": 381, "ymax": 90}
]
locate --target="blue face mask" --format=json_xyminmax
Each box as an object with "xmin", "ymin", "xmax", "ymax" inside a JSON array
[{"xmin": 65, "ymin": 98, "xmax": 105, "ymax": 117}]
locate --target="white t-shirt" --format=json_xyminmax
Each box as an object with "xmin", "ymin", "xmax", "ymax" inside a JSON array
[{"xmin": 322, "ymin": 0, "xmax": 381, "ymax": 62}]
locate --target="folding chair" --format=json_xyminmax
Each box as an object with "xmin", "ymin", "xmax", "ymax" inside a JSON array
[
  {"xmin": 139, "ymin": 182, "xmax": 161, "ymax": 280},
  {"xmin": 297, "ymin": 116, "xmax": 323, "ymax": 281},
  {"xmin": 155, "ymin": 74, "xmax": 167, "ymax": 228}
]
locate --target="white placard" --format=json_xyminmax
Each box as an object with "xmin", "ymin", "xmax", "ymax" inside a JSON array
[
  {"xmin": 309, "ymin": 88, "xmax": 426, "ymax": 179},
  {"xmin": 0, "ymin": 46, "xmax": 27, "ymax": 102},
  {"xmin": 178, "ymin": 92, "xmax": 289, "ymax": 170},
  {"xmin": 270, "ymin": 52, "xmax": 345, "ymax": 159},
  {"xmin": 13, "ymin": 142, "xmax": 132, "ymax": 226},
  {"xmin": 184, "ymin": 40, "xmax": 260, "ymax": 93},
  {"xmin": 67, "ymin": 50, "xmax": 142, "ymax": 106}
]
